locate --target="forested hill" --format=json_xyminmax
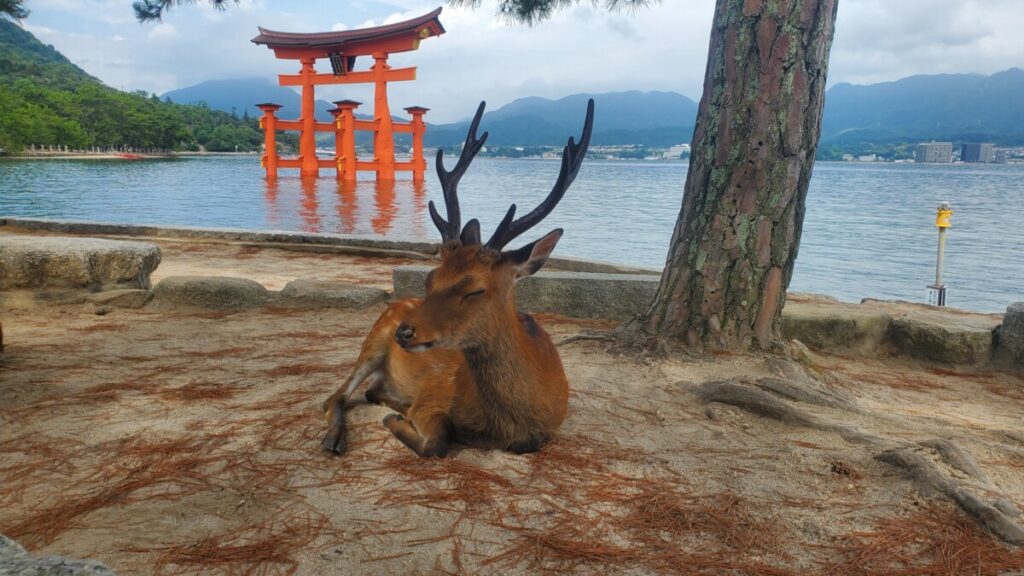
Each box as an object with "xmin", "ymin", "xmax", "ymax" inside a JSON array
[
  {"xmin": 821, "ymin": 68, "xmax": 1024, "ymax": 146},
  {"xmin": 0, "ymin": 19, "xmax": 261, "ymax": 153},
  {"xmin": 0, "ymin": 15, "xmax": 94, "ymax": 88}
]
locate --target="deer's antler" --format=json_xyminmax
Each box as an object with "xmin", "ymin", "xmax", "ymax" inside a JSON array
[
  {"xmin": 429, "ymin": 101, "xmax": 488, "ymax": 243},
  {"xmin": 485, "ymin": 98, "xmax": 594, "ymax": 251}
]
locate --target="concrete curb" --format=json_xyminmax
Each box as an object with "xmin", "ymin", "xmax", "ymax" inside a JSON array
[
  {"xmin": 393, "ymin": 266, "xmax": 658, "ymax": 320},
  {"xmin": 0, "ymin": 217, "xmax": 661, "ymax": 276},
  {"xmin": 0, "ymin": 217, "xmax": 439, "ymax": 255}
]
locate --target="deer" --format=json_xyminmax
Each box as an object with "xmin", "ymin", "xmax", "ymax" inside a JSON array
[{"xmin": 321, "ymin": 98, "xmax": 594, "ymax": 458}]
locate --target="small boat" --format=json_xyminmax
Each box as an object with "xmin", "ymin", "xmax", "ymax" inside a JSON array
[{"xmin": 117, "ymin": 153, "xmax": 145, "ymax": 160}]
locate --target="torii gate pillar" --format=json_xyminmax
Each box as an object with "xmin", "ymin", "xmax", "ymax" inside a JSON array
[{"xmin": 299, "ymin": 58, "xmax": 319, "ymax": 178}]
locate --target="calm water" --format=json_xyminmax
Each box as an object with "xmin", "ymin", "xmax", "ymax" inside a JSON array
[{"xmin": 1, "ymin": 156, "xmax": 1022, "ymax": 312}]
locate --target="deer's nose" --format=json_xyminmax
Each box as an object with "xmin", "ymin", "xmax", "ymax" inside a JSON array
[{"xmin": 396, "ymin": 324, "xmax": 416, "ymax": 345}]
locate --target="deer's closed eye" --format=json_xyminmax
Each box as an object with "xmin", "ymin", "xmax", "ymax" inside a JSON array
[{"xmin": 462, "ymin": 289, "xmax": 485, "ymax": 302}]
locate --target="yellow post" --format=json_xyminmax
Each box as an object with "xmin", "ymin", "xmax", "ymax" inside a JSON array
[{"xmin": 929, "ymin": 201, "xmax": 953, "ymax": 306}]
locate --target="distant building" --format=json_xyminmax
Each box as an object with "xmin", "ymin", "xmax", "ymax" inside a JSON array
[
  {"xmin": 857, "ymin": 154, "xmax": 878, "ymax": 162},
  {"xmin": 961, "ymin": 142, "xmax": 995, "ymax": 163},
  {"xmin": 915, "ymin": 142, "xmax": 953, "ymax": 163},
  {"xmin": 995, "ymin": 149, "xmax": 1010, "ymax": 164},
  {"xmin": 667, "ymin": 143, "xmax": 691, "ymax": 159}
]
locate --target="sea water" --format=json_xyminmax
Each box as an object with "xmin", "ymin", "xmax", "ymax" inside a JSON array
[{"xmin": 1, "ymin": 156, "xmax": 1021, "ymax": 312}]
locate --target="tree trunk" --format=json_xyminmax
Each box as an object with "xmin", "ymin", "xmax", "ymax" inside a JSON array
[{"xmin": 623, "ymin": 0, "xmax": 839, "ymax": 352}]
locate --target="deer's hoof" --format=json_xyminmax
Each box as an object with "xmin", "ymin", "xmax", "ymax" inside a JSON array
[{"xmin": 321, "ymin": 430, "xmax": 347, "ymax": 455}]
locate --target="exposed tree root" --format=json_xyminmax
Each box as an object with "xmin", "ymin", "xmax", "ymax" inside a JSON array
[
  {"xmin": 876, "ymin": 447, "xmax": 1024, "ymax": 546},
  {"xmin": 694, "ymin": 381, "xmax": 822, "ymax": 428},
  {"xmin": 692, "ymin": 376, "xmax": 1024, "ymax": 546},
  {"xmin": 917, "ymin": 438, "xmax": 990, "ymax": 484},
  {"xmin": 555, "ymin": 333, "xmax": 613, "ymax": 347}
]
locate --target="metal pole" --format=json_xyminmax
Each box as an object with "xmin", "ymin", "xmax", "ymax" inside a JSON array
[
  {"xmin": 930, "ymin": 201, "xmax": 952, "ymax": 307},
  {"xmin": 935, "ymin": 226, "xmax": 946, "ymax": 288}
]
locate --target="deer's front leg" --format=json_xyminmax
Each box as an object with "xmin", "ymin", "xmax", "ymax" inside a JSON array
[
  {"xmin": 383, "ymin": 407, "xmax": 449, "ymax": 458},
  {"xmin": 322, "ymin": 363, "xmax": 384, "ymax": 455}
]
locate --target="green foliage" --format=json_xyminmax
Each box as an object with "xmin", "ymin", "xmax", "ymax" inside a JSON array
[
  {"xmin": 0, "ymin": 19, "xmax": 262, "ymax": 154},
  {"xmin": 451, "ymin": 0, "xmax": 651, "ymax": 25},
  {"xmin": 127, "ymin": 0, "xmax": 646, "ymax": 24},
  {"xmin": 133, "ymin": 0, "xmax": 236, "ymax": 22},
  {"xmin": 0, "ymin": 0, "xmax": 28, "ymax": 20}
]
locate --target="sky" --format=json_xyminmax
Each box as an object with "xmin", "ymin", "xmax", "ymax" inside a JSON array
[{"xmin": 18, "ymin": 0, "xmax": 1024, "ymax": 123}]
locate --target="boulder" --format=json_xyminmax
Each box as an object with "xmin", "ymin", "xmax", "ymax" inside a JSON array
[
  {"xmin": 275, "ymin": 279, "xmax": 388, "ymax": 309},
  {"xmin": 995, "ymin": 302, "xmax": 1024, "ymax": 371},
  {"xmin": 150, "ymin": 276, "xmax": 269, "ymax": 311},
  {"xmin": 0, "ymin": 236, "xmax": 160, "ymax": 291},
  {"xmin": 782, "ymin": 302, "xmax": 891, "ymax": 354},
  {"xmin": 393, "ymin": 266, "xmax": 658, "ymax": 320},
  {"xmin": 0, "ymin": 534, "xmax": 114, "ymax": 575},
  {"xmin": 889, "ymin": 313, "xmax": 997, "ymax": 366}
]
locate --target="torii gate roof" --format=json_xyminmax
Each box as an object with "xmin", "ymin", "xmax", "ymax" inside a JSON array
[{"xmin": 252, "ymin": 7, "xmax": 444, "ymax": 58}]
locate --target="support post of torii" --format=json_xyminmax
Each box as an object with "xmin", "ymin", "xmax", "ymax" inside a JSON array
[
  {"xmin": 251, "ymin": 8, "xmax": 445, "ymax": 181},
  {"xmin": 333, "ymin": 100, "xmax": 360, "ymax": 182},
  {"xmin": 257, "ymin": 103, "xmax": 282, "ymax": 179},
  {"xmin": 404, "ymin": 106, "xmax": 429, "ymax": 183}
]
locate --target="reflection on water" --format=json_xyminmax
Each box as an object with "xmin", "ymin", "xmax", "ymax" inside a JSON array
[
  {"xmin": 1, "ymin": 156, "xmax": 1022, "ymax": 312},
  {"xmin": 261, "ymin": 176, "xmax": 426, "ymax": 237},
  {"xmin": 336, "ymin": 182, "xmax": 357, "ymax": 234}
]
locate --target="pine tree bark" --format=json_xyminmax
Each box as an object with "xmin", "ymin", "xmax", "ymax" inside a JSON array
[{"xmin": 623, "ymin": 0, "xmax": 839, "ymax": 352}]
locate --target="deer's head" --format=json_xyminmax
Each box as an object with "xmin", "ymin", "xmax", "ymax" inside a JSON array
[{"xmin": 396, "ymin": 100, "xmax": 595, "ymax": 352}]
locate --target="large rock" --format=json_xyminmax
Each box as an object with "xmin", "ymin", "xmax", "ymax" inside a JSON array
[
  {"xmin": 996, "ymin": 302, "xmax": 1024, "ymax": 371},
  {"xmin": 0, "ymin": 236, "xmax": 160, "ymax": 291},
  {"xmin": 782, "ymin": 302, "xmax": 891, "ymax": 354},
  {"xmin": 150, "ymin": 276, "xmax": 268, "ymax": 311},
  {"xmin": 0, "ymin": 534, "xmax": 114, "ymax": 575},
  {"xmin": 889, "ymin": 312, "xmax": 997, "ymax": 366},
  {"xmin": 275, "ymin": 279, "xmax": 388, "ymax": 309},
  {"xmin": 393, "ymin": 266, "xmax": 658, "ymax": 320}
]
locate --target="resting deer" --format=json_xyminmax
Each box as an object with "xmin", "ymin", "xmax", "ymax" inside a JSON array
[{"xmin": 321, "ymin": 99, "xmax": 594, "ymax": 457}]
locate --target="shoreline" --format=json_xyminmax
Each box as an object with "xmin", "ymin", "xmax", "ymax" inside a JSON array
[{"xmin": 2, "ymin": 151, "xmax": 259, "ymax": 161}]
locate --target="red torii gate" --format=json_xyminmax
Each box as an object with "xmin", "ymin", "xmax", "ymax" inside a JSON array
[{"xmin": 252, "ymin": 8, "xmax": 444, "ymax": 181}]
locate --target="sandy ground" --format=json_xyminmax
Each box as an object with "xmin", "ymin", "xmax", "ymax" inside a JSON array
[{"xmin": 2, "ymin": 243, "xmax": 1024, "ymax": 575}]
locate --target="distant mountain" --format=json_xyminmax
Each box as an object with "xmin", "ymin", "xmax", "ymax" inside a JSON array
[
  {"xmin": 156, "ymin": 67, "xmax": 1024, "ymax": 151},
  {"xmin": 0, "ymin": 20, "xmax": 263, "ymax": 154},
  {"xmin": 159, "ymin": 82, "xmax": 699, "ymax": 148},
  {"xmin": 425, "ymin": 91, "xmax": 699, "ymax": 148},
  {"xmin": 821, "ymin": 68, "xmax": 1024, "ymax": 145},
  {"xmin": 162, "ymin": 78, "xmax": 337, "ymax": 122}
]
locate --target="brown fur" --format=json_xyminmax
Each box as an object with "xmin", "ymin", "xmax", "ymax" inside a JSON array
[{"xmin": 322, "ymin": 238, "xmax": 569, "ymax": 458}]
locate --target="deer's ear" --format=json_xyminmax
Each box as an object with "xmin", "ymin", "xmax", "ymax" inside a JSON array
[
  {"xmin": 460, "ymin": 219, "xmax": 481, "ymax": 246},
  {"xmin": 502, "ymin": 229, "xmax": 562, "ymax": 280}
]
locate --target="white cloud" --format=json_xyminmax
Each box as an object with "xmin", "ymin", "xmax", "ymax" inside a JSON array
[
  {"xmin": 830, "ymin": 0, "xmax": 1024, "ymax": 85},
  {"xmin": 147, "ymin": 22, "xmax": 179, "ymax": 40},
  {"xmin": 18, "ymin": 0, "xmax": 1024, "ymax": 122}
]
